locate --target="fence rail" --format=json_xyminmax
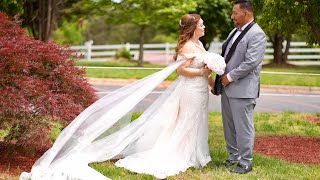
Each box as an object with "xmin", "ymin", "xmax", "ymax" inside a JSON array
[{"xmin": 70, "ymin": 41, "xmax": 320, "ymax": 64}]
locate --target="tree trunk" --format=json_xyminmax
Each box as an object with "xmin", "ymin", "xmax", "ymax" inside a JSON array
[
  {"xmin": 46, "ymin": 0, "xmax": 53, "ymax": 42},
  {"xmin": 272, "ymin": 34, "xmax": 284, "ymax": 64},
  {"xmin": 24, "ymin": 0, "xmax": 60, "ymax": 42},
  {"xmin": 282, "ymin": 36, "xmax": 291, "ymax": 63},
  {"xmin": 137, "ymin": 25, "xmax": 146, "ymax": 67},
  {"xmin": 270, "ymin": 34, "xmax": 291, "ymax": 65}
]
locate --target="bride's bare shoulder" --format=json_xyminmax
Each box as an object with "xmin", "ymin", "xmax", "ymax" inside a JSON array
[{"xmin": 181, "ymin": 41, "xmax": 194, "ymax": 54}]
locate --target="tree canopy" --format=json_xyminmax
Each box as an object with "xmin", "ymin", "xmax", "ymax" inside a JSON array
[
  {"xmin": 2, "ymin": 0, "xmax": 319, "ymax": 65},
  {"xmin": 195, "ymin": 0, "xmax": 233, "ymax": 49},
  {"xmin": 251, "ymin": 0, "xmax": 320, "ymax": 64},
  {"xmin": 99, "ymin": 0, "xmax": 197, "ymax": 66}
]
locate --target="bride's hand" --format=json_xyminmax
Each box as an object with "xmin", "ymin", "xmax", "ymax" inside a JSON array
[{"xmin": 202, "ymin": 67, "xmax": 212, "ymax": 77}]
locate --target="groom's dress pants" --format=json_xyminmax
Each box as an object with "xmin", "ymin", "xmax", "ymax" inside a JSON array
[{"xmin": 221, "ymin": 88, "xmax": 256, "ymax": 166}]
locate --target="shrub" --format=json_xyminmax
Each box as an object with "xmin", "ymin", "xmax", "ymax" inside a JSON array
[
  {"xmin": 114, "ymin": 48, "xmax": 132, "ymax": 60},
  {"xmin": 0, "ymin": 12, "xmax": 97, "ymax": 150}
]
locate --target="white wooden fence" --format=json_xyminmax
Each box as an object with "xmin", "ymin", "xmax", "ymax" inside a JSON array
[{"xmin": 70, "ymin": 40, "xmax": 320, "ymax": 64}]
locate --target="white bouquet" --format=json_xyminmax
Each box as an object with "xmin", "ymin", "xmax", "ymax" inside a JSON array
[
  {"xmin": 201, "ymin": 53, "xmax": 226, "ymax": 75},
  {"xmin": 182, "ymin": 53, "xmax": 226, "ymax": 75}
]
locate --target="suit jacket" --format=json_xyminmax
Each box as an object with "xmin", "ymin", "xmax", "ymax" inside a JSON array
[{"xmin": 223, "ymin": 23, "xmax": 267, "ymax": 98}]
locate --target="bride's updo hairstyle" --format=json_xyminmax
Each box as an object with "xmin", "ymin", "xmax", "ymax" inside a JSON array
[{"xmin": 173, "ymin": 14, "xmax": 201, "ymax": 61}]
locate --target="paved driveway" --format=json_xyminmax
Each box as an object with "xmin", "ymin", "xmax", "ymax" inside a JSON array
[{"xmin": 93, "ymin": 85, "xmax": 320, "ymax": 113}]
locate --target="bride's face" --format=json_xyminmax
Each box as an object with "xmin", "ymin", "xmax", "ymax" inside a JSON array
[{"xmin": 195, "ymin": 19, "xmax": 205, "ymax": 37}]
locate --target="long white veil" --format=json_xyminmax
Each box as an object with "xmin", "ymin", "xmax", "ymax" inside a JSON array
[{"xmin": 20, "ymin": 60, "xmax": 186, "ymax": 180}]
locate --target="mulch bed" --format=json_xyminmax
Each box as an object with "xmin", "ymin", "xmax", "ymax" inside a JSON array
[
  {"xmin": 254, "ymin": 136, "xmax": 320, "ymax": 165},
  {"xmin": 304, "ymin": 116, "xmax": 320, "ymax": 124},
  {"xmin": 1, "ymin": 136, "xmax": 319, "ymax": 178}
]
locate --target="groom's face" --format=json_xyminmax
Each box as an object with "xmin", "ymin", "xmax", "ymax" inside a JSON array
[{"xmin": 231, "ymin": 4, "xmax": 247, "ymax": 28}]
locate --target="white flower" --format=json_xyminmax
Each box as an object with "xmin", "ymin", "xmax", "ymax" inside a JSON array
[{"xmin": 202, "ymin": 53, "xmax": 226, "ymax": 75}]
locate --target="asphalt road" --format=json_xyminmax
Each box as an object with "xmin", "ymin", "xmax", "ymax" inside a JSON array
[{"xmin": 93, "ymin": 85, "xmax": 320, "ymax": 113}]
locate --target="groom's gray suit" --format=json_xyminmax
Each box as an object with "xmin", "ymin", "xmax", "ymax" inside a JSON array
[{"xmin": 221, "ymin": 23, "xmax": 266, "ymax": 166}]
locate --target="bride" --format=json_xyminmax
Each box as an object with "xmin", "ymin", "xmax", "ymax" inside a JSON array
[{"xmin": 20, "ymin": 14, "xmax": 225, "ymax": 180}]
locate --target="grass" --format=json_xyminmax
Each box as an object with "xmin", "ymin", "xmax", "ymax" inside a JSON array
[
  {"xmin": 76, "ymin": 61, "xmax": 320, "ymax": 87},
  {"xmin": 260, "ymin": 73, "xmax": 320, "ymax": 86},
  {"xmin": 76, "ymin": 61, "xmax": 166, "ymax": 68},
  {"xmin": 254, "ymin": 112, "xmax": 320, "ymax": 137},
  {"xmin": 1, "ymin": 112, "xmax": 319, "ymax": 179},
  {"xmin": 83, "ymin": 68, "xmax": 178, "ymax": 81},
  {"xmin": 87, "ymin": 112, "xmax": 320, "ymax": 180},
  {"xmin": 262, "ymin": 65, "xmax": 320, "ymax": 73}
]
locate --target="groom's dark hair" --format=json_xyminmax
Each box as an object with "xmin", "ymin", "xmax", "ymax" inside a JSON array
[{"xmin": 235, "ymin": 0, "xmax": 254, "ymax": 13}]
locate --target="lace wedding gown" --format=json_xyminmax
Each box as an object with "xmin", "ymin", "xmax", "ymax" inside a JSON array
[
  {"xmin": 20, "ymin": 53, "xmax": 225, "ymax": 180},
  {"xmin": 115, "ymin": 54, "xmax": 211, "ymax": 178}
]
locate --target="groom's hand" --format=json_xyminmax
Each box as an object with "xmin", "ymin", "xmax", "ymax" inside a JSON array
[{"xmin": 221, "ymin": 74, "xmax": 230, "ymax": 86}]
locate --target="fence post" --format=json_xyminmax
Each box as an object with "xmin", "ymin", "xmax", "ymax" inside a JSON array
[
  {"xmin": 85, "ymin": 40, "xmax": 93, "ymax": 61},
  {"xmin": 125, "ymin": 43, "xmax": 131, "ymax": 51},
  {"xmin": 282, "ymin": 40, "xmax": 287, "ymax": 52},
  {"xmin": 165, "ymin": 42, "xmax": 170, "ymax": 65}
]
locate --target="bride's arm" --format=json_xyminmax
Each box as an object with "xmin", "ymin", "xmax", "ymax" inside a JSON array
[
  {"xmin": 208, "ymin": 75, "xmax": 214, "ymax": 89},
  {"xmin": 177, "ymin": 61, "xmax": 211, "ymax": 77},
  {"xmin": 176, "ymin": 42, "xmax": 211, "ymax": 77}
]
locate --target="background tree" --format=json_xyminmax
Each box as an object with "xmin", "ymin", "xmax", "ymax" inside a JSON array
[
  {"xmin": 53, "ymin": 18, "xmax": 84, "ymax": 45},
  {"xmin": 0, "ymin": 0, "xmax": 87, "ymax": 42},
  {"xmin": 296, "ymin": 0, "xmax": 320, "ymax": 44},
  {"xmin": 22, "ymin": 0, "xmax": 65, "ymax": 42},
  {"xmin": 49, "ymin": 0, "xmax": 103, "ymax": 45},
  {"xmin": 81, "ymin": 16, "xmax": 158, "ymax": 45},
  {"xmin": 0, "ymin": 12, "xmax": 96, "ymax": 150},
  {"xmin": 0, "ymin": 0, "xmax": 25, "ymax": 16},
  {"xmin": 100, "ymin": 0, "xmax": 197, "ymax": 66},
  {"xmin": 251, "ymin": 0, "xmax": 320, "ymax": 65},
  {"xmin": 195, "ymin": 0, "xmax": 233, "ymax": 50}
]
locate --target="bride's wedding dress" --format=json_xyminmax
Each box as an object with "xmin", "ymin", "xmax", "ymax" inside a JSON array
[{"xmin": 20, "ymin": 53, "xmax": 225, "ymax": 180}]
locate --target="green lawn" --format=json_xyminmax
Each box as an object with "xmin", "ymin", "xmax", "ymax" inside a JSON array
[
  {"xmin": 88, "ymin": 112, "xmax": 320, "ymax": 180},
  {"xmin": 76, "ymin": 61, "xmax": 165, "ymax": 68},
  {"xmin": 76, "ymin": 61, "xmax": 320, "ymax": 87},
  {"xmin": 1, "ymin": 112, "xmax": 319, "ymax": 179}
]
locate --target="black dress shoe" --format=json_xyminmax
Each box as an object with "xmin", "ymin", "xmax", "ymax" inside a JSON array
[
  {"xmin": 221, "ymin": 159, "xmax": 237, "ymax": 167},
  {"xmin": 230, "ymin": 163, "xmax": 252, "ymax": 174}
]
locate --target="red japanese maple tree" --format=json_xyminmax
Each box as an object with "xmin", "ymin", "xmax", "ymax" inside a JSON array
[{"xmin": 0, "ymin": 12, "xmax": 97, "ymax": 150}]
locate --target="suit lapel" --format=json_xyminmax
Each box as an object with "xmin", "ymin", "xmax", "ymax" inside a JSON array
[
  {"xmin": 224, "ymin": 39, "xmax": 233, "ymax": 58},
  {"xmin": 221, "ymin": 29, "xmax": 237, "ymax": 57}
]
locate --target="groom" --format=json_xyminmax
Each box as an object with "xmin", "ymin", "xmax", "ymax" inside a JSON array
[{"xmin": 212, "ymin": 0, "xmax": 266, "ymax": 174}]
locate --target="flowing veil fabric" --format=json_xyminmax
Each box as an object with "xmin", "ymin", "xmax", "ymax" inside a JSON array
[
  {"xmin": 20, "ymin": 60, "xmax": 186, "ymax": 180},
  {"xmin": 20, "ymin": 52, "xmax": 226, "ymax": 180}
]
